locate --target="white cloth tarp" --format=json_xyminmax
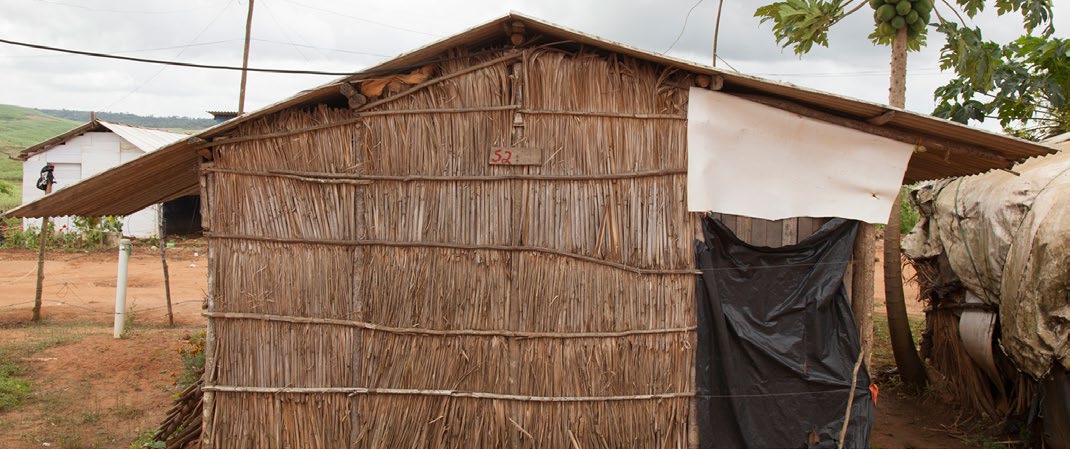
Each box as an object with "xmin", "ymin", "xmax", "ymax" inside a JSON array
[
  {"xmin": 686, "ymin": 88, "xmax": 914, "ymax": 223},
  {"xmin": 904, "ymin": 149, "xmax": 1070, "ymax": 378}
]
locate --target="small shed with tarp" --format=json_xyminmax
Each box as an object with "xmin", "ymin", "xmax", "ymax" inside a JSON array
[
  {"xmin": 903, "ymin": 132, "xmax": 1069, "ymax": 447},
  {"xmin": 5, "ymin": 12, "xmax": 1055, "ymax": 449}
]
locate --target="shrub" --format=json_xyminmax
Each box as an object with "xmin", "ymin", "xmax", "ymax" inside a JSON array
[{"xmin": 176, "ymin": 331, "xmax": 206, "ymax": 388}]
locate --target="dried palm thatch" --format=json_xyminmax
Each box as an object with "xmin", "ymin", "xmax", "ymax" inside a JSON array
[
  {"xmin": 197, "ymin": 46, "xmax": 700, "ymax": 448},
  {"xmin": 913, "ymin": 256, "xmax": 1036, "ymax": 422}
]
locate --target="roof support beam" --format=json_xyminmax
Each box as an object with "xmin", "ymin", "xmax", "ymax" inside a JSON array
[
  {"xmin": 734, "ymin": 93, "xmax": 1011, "ymax": 165},
  {"xmin": 866, "ymin": 110, "xmax": 896, "ymax": 126}
]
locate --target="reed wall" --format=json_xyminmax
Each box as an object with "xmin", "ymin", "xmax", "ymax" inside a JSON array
[{"xmin": 200, "ymin": 48, "xmax": 699, "ymax": 448}]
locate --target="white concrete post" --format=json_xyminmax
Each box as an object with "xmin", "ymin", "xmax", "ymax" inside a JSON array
[{"xmin": 113, "ymin": 239, "xmax": 132, "ymax": 338}]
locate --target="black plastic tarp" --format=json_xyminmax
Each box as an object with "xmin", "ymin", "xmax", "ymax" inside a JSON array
[{"xmin": 695, "ymin": 216, "xmax": 873, "ymax": 449}]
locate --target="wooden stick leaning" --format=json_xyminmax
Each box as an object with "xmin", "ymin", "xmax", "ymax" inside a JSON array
[
  {"xmin": 837, "ymin": 349, "xmax": 866, "ymax": 449},
  {"xmin": 204, "ymin": 232, "xmax": 699, "ymax": 276}
]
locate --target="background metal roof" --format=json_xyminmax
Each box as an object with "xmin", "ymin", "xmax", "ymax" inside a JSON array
[
  {"xmin": 15, "ymin": 119, "xmax": 187, "ymax": 160},
  {"xmin": 98, "ymin": 121, "xmax": 188, "ymax": 153}
]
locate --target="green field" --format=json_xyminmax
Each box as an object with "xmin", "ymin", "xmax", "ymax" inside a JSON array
[
  {"xmin": 0, "ymin": 105, "xmax": 81, "ymax": 210},
  {"xmin": 0, "ymin": 105, "xmax": 214, "ymax": 212}
]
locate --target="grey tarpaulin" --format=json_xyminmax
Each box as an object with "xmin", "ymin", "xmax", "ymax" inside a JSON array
[
  {"xmin": 903, "ymin": 149, "xmax": 1070, "ymax": 378},
  {"xmin": 695, "ymin": 216, "xmax": 872, "ymax": 449}
]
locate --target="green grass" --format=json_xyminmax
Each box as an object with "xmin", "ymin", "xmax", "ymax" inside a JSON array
[
  {"xmin": 0, "ymin": 356, "xmax": 30, "ymax": 411},
  {"xmin": 0, "ymin": 183, "xmax": 22, "ymax": 211},
  {"xmin": 0, "ymin": 322, "xmax": 93, "ymax": 413},
  {"xmin": 871, "ymin": 312, "xmax": 926, "ymax": 372},
  {"xmin": 0, "ymin": 104, "xmax": 80, "ymax": 151},
  {"xmin": 0, "ymin": 104, "xmax": 81, "ymax": 211}
]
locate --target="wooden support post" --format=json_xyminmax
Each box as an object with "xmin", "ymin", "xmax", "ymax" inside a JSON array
[
  {"xmin": 31, "ymin": 174, "xmax": 53, "ymax": 323},
  {"xmin": 31, "ymin": 216, "xmax": 49, "ymax": 322},
  {"xmin": 851, "ymin": 224, "xmax": 875, "ymax": 372},
  {"xmin": 159, "ymin": 204, "xmax": 174, "ymax": 326},
  {"xmin": 237, "ymin": 0, "xmax": 254, "ymax": 115}
]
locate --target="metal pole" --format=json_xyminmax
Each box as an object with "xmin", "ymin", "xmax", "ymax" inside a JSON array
[
  {"xmin": 237, "ymin": 0, "xmax": 255, "ymax": 114},
  {"xmin": 114, "ymin": 239, "xmax": 132, "ymax": 338}
]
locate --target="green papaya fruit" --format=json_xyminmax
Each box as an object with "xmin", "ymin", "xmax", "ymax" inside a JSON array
[
  {"xmin": 891, "ymin": 16, "xmax": 906, "ymax": 29},
  {"xmin": 870, "ymin": 0, "xmax": 883, "ymax": 8},
  {"xmin": 906, "ymin": 10, "xmax": 919, "ymax": 23},
  {"xmin": 909, "ymin": 17, "xmax": 927, "ymax": 31},
  {"xmin": 896, "ymin": 0, "xmax": 912, "ymax": 15},
  {"xmin": 876, "ymin": 4, "xmax": 897, "ymax": 21},
  {"xmin": 878, "ymin": 22, "xmax": 895, "ymax": 37}
]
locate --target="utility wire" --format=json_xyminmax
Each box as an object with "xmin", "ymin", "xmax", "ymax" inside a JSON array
[
  {"xmin": 260, "ymin": 0, "xmax": 315, "ymax": 62},
  {"xmin": 277, "ymin": 0, "xmax": 440, "ymax": 37},
  {"xmin": 32, "ymin": 0, "xmax": 213, "ymax": 15},
  {"xmin": 0, "ymin": 37, "xmax": 374, "ymax": 75},
  {"xmin": 664, "ymin": 0, "xmax": 705, "ymax": 54},
  {"xmin": 101, "ymin": 0, "xmax": 238, "ymax": 112},
  {"xmin": 252, "ymin": 38, "xmax": 392, "ymax": 58}
]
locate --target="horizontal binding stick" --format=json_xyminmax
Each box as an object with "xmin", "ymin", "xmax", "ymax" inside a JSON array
[
  {"xmin": 205, "ymin": 232, "xmax": 700, "ymax": 275},
  {"xmin": 202, "ymin": 167, "xmax": 687, "ymax": 182},
  {"xmin": 204, "ymin": 311, "xmax": 697, "ymax": 338},
  {"xmin": 201, "ymin": 385, "xmax": 696, "ymax": 402},
  {"xmin": 354, "ymin": 51, "xmax": 525, "ymax": 112},
  {"xmin": 520, "ymin": 109, "xmax": 686, "ymax": 120}
]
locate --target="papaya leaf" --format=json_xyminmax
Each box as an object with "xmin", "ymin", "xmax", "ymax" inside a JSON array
[{"xmin": 755, "ymin": 0, "xmax": 845, "ymax": 55}]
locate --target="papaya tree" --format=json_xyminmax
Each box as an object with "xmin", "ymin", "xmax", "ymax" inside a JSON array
[
  {"xmin": 754, "ymin": 0, "xmax": 1054, "ymax": 389},
  {"xmin": 934, "ymin": 30, "xmax": 1068, "ymax": 140}
]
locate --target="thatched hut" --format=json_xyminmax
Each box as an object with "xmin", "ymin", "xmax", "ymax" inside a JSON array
[{"xmin": 6, "ymin": 13, "xmax": 1054, "ymax": 448}]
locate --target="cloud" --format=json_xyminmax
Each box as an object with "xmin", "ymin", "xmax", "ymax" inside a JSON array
[{"xmin": 0, "ymin": 0, "xmax": 1065, "ymax": 122}]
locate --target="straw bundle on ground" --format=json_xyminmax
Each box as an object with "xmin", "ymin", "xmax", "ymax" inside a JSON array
[
  {"xmin": 198, "ymin": 47, "xmax": 699, "ymax": 448},
  {"xmin": 913, "ymin": 256, "xmax": 1036, "ymax": 422}
]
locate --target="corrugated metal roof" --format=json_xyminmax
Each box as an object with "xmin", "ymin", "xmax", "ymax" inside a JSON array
[
  {"xmin": 15, "ymin": 121, "xmax": 102, "ymax": 160},
  {"xmin": 3, "ymin": 12, "xmax": 1058, "ymax": 218},
  {"xmin": 15, "ymin": 119, "xmax": 187, "ymax": 160},
  {"xmin": 97, "ymin": 120, "xmax": 187, "ymax": 153}
]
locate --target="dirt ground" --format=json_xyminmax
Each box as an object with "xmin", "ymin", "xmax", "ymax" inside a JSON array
[
  {"xmin": 0, "ymin": 240, "xmax": 995, "ymax": 448},
  {"xmin": 0, "ymin": 242, "xmax": 207, "ymax": 448}
]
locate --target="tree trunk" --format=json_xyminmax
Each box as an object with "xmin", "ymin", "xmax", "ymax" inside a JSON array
[
  {"xmin": 852, "ymin": 225, "xmax": 876, "ymax": 372},
  {"xmin": 885, "ymin": 26, "xmax": 928, "ymax": 388}
]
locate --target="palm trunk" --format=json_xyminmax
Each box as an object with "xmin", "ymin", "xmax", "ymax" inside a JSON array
[{"xmin": 885, "ymin": 26, "xmax": 928, "ymax": 388}]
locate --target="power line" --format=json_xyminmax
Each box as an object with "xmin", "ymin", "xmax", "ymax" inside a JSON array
[
  {"xmin": 664, "ymin": 0, "xmax": 705, "ymax": 54},
  {"xmin": 753, "ymin": 68, "xmax": 945, "ymax": 78},
  {"xmin": 101, "ymin": 0, "xmax": 239, "ymax": 112},
  {"xmin": 251, "ymin": 38, "xmax": 393, "ymax": 58},
  {"xmin": 2, "ymin": 38, "xmax": 391, "ymax": 60},
  {"xmin": 277, "ymin": 0, "xmax": 440, "ymax": 37},
  {"xmin": 32, "ymin": 0, "xmax": 214, "ymax": 15},
  {"xmin": 0, "ymin": 37, "xmax": 370, "ymax": 75},
  {"xmin": 2, "ymin": 33, "xmax": 946, "ymax": 81},
  {"xmin": 260, "ymin": 0, "xmax": 315, "ymax": 62}
]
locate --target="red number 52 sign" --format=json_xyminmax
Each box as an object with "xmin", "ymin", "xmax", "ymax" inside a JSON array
[{"xmin": 488, "ymin": 146, "xmax": 542, "ymax": 166}]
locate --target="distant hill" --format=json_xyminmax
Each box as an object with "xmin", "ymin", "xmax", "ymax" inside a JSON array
[
  {"xmin": 0, "ymin": 105, "xmax": 214, "ymax": 210},
  {"xmin": 0, "ymin": 105, "xmax": 81, "ymax": 209},
  {"xmin": 39, "ymin": 109, "xmax": 216, "ymax": 131},
  {"xmin": 0, "ymin": 105, "xmax": 80, "ymax": 157}
]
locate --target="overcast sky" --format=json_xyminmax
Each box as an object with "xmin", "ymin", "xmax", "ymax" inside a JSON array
[{"xmin": 0, "ymin": 0, "xmax": 1066, "ymax": 127}]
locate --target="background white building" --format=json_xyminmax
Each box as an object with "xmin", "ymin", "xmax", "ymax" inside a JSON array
[{"xmin": 18, "ymin": 119, "xmax": 188, "ymax": 238}]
